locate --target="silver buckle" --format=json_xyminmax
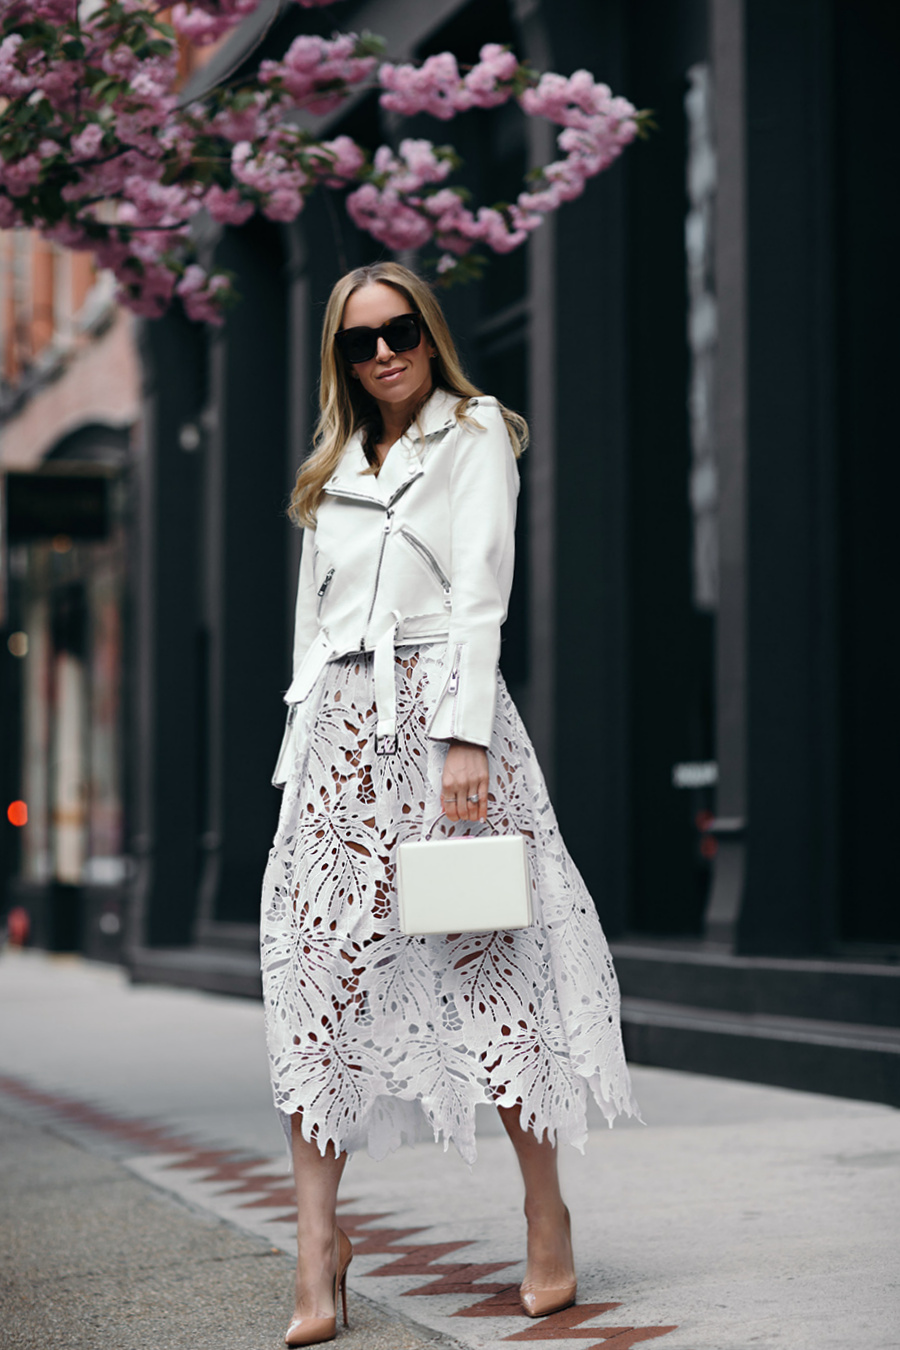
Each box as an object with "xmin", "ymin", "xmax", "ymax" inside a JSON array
[{"xmin": 375, "ymin": 733, "xmax": 397, "ymax": 756}]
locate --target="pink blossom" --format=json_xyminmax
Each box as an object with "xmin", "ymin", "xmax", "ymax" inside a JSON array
[
  {"xmin": 172, "ymin": 0, "xmax": 336, "ymax": 39},
  {"xmin": 0, "ymin": 154, "xmax": 42, "ymax": 196},
  {"xmin": 569, "ymin": 71, "xmax": 612, "ymax": 114},
  {"xmin": 129, "ymin": 70, "xmax": 175, "ymax": 107},
  {"xmin": 422, "ymin": 187, "xmax": 466, "ymax": 222},
  {"xmin": 421, "ymin": 191, "xmax": 481, "ymax": 254},
  {"xmin": 60, "ymin": 152, "xmax": 141, "ymax": 204},
  {"xmin": 262, "ymin": 185, "xmax": 305, "ymax": 222},
  {"xmin": 372, "ymin": 139, "xmax": 452, "ymax": 194},
  {"xmin": 261, "ymin": 33, "xmax": 376, "ymax": 111},
  {"xmin": 396, "ymin": 139, "xmax": 452, "ymax": 186},
  {"xmin": 39, "ymin": 61, "xmax": 81, "ymax": 110},
  {"xmin": 317, "ymin": 134, "xmax": 366, "ymax": 185},
  {"xmin": 519, "ymin": 73, "xmax": 570, "ymax": 124},
  {"xmin": 71, "ymin": 123, "xmax": 105, "ymax": 161},
  {"xmin": 346, "ymin": 184, "xmax": 433, "ymax": 251},
  {"xmin": 519, "ymin": 69, "xmax": 635, "ymax": 132},
  {"xmin": 212, "ymin": 94, "xmax": 273, "ymax": 144},
  {"xmin": 115, "ymin": 111, "xmax": 165, "ymax": 156},
  {"xmin": 32, "ymin": 0, "xmax": 76, "ymax": 20},
  {"xmin": 516, "ymin": 182, "xmax": 563, "ymax": 214},
  {"xmin": 0, "ymin": 34, "xmax": 33, "ymax": 98},
  {"xmin": 157, "ymin": 119, "xmax": 202, "ymax": 162},
  {"xmin": 231, "ymin": 139, "xmax": 310, "ymax": 220},
  {"xmin": 232, "ymin": 142, "xmax": 292, "ymax": 194},
  {"xmin": 118, "ymin": 176, "xmax": 196, "ymax": 229},
  {"xmin": 176, "ymin": 265, "xmax": 231, "ymax": 325},
  {"xmin": 460, "ymin": 43, "xmax": 518, "ymax": 110},
  {"xmin": 175, "ymin": 264, "xmax": 209, "ymax": 297},
  {"xmin": 379, "ymin": 44, "xmax": 523, "ymax": 118},
  {"xmin": 171, "ymin": 0, "xmax": 257, "ymax": 46},
  {"xmin": 509, "ymin": 204, "xmax": 542, "ymax": 234},
  {"xmin": 379, "ymin": 53, "xmax": 461, "ymax": 120},
  {"xmin": 203, "ymin": 185, "xmax": 255, "ymax": 226},
  {"xmin": 101, "ymin": 43, "xmax": 140, "ymax": 81},
  {"xmin": 116, "ymin": 254, "xmax": 179, "ymax": 319},
  {"xmin": 61, "ymin": 180, "xmax": 91, "ymax": 205},
  {"xmin": 473, "ymin": 206, "xmax": 528, "ymax": 254}
]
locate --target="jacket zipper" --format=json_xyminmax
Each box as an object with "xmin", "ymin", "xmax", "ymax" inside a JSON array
[
  {"xmin": 445, "ymin": 643, "xmax": 462, "ymax": 734},
  {"xmin": 316, "ymin": 566, "xmax": 335, "ymax": 614},
  {"xmin": 361, "ymin": 509, "xmax": 393, "ymax": 647},
  {"xmin": 398, "ymin": 526, "xmax": 452, "ymax": 610},
  {"xmin": 323, "ymin": 471, "xmax": 422, "ymax": 509},
  {"xmin": 324, "ymin": 476, "xmax": 425, "ymax": 648}
]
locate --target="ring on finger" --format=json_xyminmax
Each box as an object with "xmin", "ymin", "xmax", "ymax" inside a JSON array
[{"xmin": 467, "ymin": 795, "xmax": 480, "ymax": 803}]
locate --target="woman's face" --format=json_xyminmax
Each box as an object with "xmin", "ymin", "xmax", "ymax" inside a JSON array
[{"xmin": 340, "ymin": 283, "xmax": 434, "ymax": 416}]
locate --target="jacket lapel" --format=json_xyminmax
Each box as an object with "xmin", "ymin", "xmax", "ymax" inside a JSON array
[
  {"xmin": 322, "ymin": 388, "xmax": 461, "ymax": 506},
  {"xmin": 322, "ymin": 435, "xmax": 384, "ymax": 505}
]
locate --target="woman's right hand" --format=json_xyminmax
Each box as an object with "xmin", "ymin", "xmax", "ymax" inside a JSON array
[{"xmin": 441, "ymin": 740, "xmax": 489, "ymax": 822}]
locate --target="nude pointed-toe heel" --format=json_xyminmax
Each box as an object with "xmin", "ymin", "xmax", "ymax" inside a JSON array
[
  {"xmin": 285, "ymin": 1227, "xmax": 353, "ymax": 1346},
  {"xmin": 518, "ymin": 1278, "xmax": 577, "ymax": 1319},
  {"xmin": 519, "ymin": 1205, "xmax": 577, "ymax": 1318}
]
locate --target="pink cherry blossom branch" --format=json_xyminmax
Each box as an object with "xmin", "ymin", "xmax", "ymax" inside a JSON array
[{"xmin": 0, "ymin": 1, "xmax": 648, "ymax": 324}]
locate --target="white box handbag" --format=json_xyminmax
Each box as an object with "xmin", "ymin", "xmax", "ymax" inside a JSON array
[{"xmin": 396, "ymin": 817, "xmax": 533, "ymax": 936}]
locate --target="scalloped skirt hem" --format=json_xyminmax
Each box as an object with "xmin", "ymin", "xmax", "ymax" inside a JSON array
[{"xmin": 275, "ymin": 1070, "xmax": 642, "ymax": 1169}]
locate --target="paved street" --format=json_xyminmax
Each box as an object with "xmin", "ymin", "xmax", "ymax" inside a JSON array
[{"xmin": 1, "ymin": 949, "xmax": 898, "ymax": 1350}]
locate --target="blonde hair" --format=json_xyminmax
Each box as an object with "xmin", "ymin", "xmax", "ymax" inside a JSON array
[{"xmin": 289, "ymin": 262, "xmax": 528, "ymax": 527}]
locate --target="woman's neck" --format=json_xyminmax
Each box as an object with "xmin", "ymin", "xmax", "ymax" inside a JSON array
[{"xmin": 375, "ymin": 381, "xmax": 434, "ymax": 456}]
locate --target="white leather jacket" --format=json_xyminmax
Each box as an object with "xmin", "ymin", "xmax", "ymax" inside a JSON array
[{"xmin": 273, "ymin": 387, "xmax": 519, "ymax": 785}]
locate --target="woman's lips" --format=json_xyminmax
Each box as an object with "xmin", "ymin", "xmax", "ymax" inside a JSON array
[{"xmin": 377, "ymin": 367, "xmax": 405, "ymax": 381}]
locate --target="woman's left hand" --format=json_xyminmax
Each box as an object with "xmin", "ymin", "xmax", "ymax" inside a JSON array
[{"xmin": 441, "ymin": 740, "xmax": 489, "ymax": 822}]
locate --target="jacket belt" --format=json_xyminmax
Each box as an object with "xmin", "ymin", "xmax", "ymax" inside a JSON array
[
  {"xmin": 373, "ymin": 612, "xmax": 400, "ymax": 755},
  {"xmin": 281, "ymin": 617, "xmax": 404, "ymax": 762}
]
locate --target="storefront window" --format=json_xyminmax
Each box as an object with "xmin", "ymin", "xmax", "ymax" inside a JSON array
[{"xmin": 8, "ymin": 457, "xmax": 127, "ymax": 900}]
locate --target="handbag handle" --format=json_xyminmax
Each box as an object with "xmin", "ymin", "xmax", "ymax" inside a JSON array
[{"xmin": 421, "ymin": 812, "xmax": 505, "ymax": 842}]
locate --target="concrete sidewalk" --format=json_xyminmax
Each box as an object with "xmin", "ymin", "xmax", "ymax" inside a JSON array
[
  {"xmin": 1, "ymin": 949, "xmax": 898, "ymax": 1350},
  {"xmin": 0, "ymin": 1108, "xmax": 445, "ymax": 1350}
]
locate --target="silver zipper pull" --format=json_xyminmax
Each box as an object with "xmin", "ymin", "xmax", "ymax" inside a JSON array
[
  {"xmin": 447, "ymin": 666, "xmax": 459, "ymax": 696},
  {"xmin": 384, "ymin": 509, "xmax": 393, "ymax": 533},
  {"xmin": 317, "ymin": 566, "xmax": 335, "ymax": 598}
]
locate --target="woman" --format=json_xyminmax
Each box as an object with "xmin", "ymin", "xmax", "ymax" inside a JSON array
[{"xmin": 261, "ymin": 262, "xmax": 639, "ymax": 1347}]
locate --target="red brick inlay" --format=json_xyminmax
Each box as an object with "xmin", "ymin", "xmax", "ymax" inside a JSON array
[
  {"xmin": 502, "ymin": 1303, "xmax": 622, "ymax": 1336},
  {"xmin": 0, "ymin": 1073, "xmax": 199, "ymax": 1154},
  {"xmin": 504, "ymin": 1308, "xmax": 678, "ymax": 1346},
  {"xmin": 0, "ymin": 1071, "xmax": 679, "ymax": 1350}
]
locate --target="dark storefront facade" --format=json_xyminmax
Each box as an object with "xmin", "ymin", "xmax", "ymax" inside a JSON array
[
  {"xmin": 2, "ymin": 427, "xmax": 131, "ymax": 960},
  {"xmin": 9, "ymin": 0, "xmax": 898, "ymax": 1103}
]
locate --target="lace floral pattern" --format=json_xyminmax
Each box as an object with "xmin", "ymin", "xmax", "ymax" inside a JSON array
[{"xmin": 260, "ymin": 644, "xmax": 639, "ymax": 1163}]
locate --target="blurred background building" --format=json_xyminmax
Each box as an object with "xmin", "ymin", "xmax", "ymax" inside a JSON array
[
  {"xmin": 2, "ymin": 0, "xmax": 898, "ymax": 1106},
  {"xmin": 0, "ymin": 236, "xmax": 138, "ymax": 958}
]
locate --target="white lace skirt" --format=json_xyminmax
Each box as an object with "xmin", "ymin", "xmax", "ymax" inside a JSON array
[{"xmin": 260, "ymin": 644, "xmax": 639, "ymax": 1163}]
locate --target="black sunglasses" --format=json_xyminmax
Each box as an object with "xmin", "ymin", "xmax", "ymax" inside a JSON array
[{"xmin": 335, "ymin": 312, "xmax": 423, "ymax": 364}]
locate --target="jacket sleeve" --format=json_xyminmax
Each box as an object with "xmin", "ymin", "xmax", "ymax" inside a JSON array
[
  {"xmin": 290, "ymin": 526, "xmax": 319, "ymax": 687},
  {"xmin": 426, "ymin": 400, "xmax": 519, "ymax": 747},
  {"xmin": 272, "ymin": 527, "xmax": 318, "ymax": 788}
]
